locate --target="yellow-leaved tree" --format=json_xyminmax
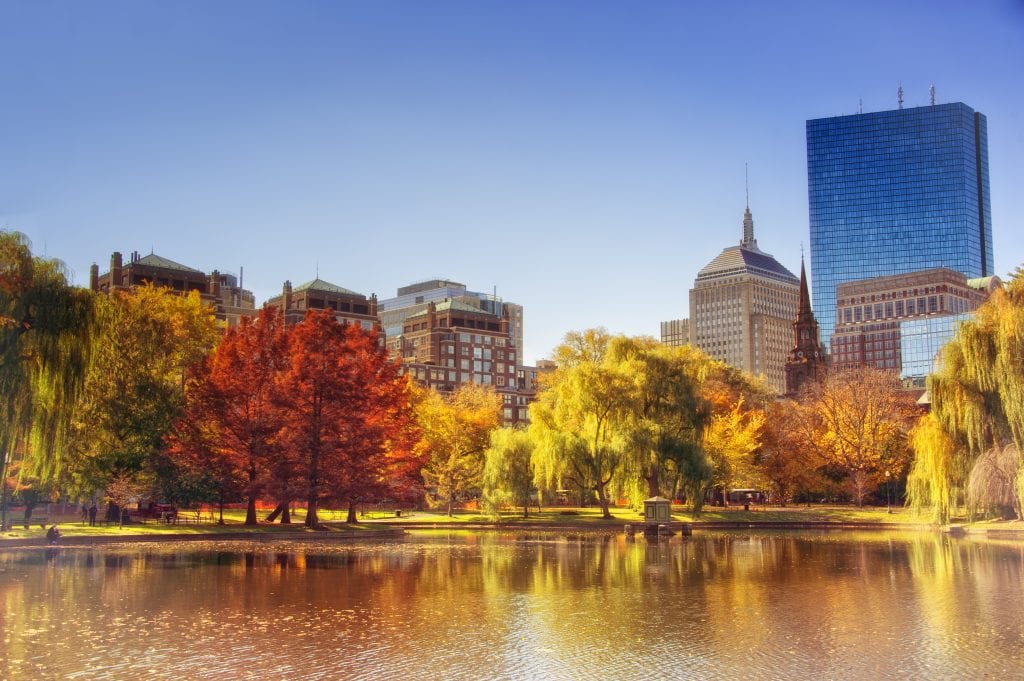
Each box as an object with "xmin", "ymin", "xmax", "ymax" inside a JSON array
[{"xmin": 417, "ymin": 383, "xmax": 502, "ymax": 516}]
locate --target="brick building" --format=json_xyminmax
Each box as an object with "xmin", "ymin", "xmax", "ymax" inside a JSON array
[
  {"xmin": 389, "ymin": 299, "xmax": 530, "ymax": 425},
  {"xmin": 262, "ymin": 278, "xmax": 381, "ymax": 333},
  {"xmin": 831, "ymin": 268, "xmax": 999, "ymax": 384},
  {"xmin": 91, "ymin": 251, "xmax": 256, "ymax": 326}
]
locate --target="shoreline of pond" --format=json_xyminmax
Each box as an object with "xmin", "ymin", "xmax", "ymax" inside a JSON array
[{"xmin": 3, "ymin": 518, "xmax": 1023, "ymax": 548}]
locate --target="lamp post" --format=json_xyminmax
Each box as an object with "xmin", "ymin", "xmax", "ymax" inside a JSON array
[{"xmin": 885, "ymin": 469, "xmax": 892, "ymax": 514}]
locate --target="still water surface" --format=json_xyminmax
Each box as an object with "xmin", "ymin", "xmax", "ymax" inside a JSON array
[{"xmin": 1, "ymin": 530, "xmax": 1023, "ymax": 680}]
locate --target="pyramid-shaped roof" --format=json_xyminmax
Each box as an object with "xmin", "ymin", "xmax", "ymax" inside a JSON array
[
  {"xmin": 135, "ymin": 253, "xmax": 205, "ymax": 274},
  {"xmin": 696, "ymin": 245, "xmax": 798, "ymax": 284},
  {"xmin": 293, "ymin": 278, "xmax": 362, "ymax": 297}
]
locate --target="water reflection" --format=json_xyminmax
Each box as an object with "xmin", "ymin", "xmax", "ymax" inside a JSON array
[{"xmin": 1, "ymin": 532, "xmax": 1022, "ymax": 679}]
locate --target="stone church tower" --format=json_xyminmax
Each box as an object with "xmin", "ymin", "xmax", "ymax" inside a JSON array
[{"xmin": 784, "ymin": 258, "xmax": 826, "ymax": 397}]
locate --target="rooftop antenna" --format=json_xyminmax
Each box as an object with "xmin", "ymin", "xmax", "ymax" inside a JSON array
[
  {"xmin": 898, "ymin": 84, "xmax": 904, "ymax": 109},
  {"xmin": 858, "ymin": 98, "xmax": 863, "ymax": 114},
  {"xmin": 745, "ymin": 162, "xmax": 749, "ymax": 209},
  {"xmin": 930, "ymin": 84, "xmax": 936, "ymax": 105},
  {"xmin": 315, "ymin": 261, "xmax": 319, "ymax": 279}
]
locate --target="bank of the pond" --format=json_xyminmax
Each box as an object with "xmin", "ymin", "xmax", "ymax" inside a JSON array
[
  {"xmin": 4, "ymin": 506, "xmax": 1023, "ymax": 547},
  {"xmin": 0, "ymin": 525, "xmax": 405, "ymax": 549}
]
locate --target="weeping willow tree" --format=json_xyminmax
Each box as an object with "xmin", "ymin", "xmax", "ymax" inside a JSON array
[
  {"xmin": 0, "ymin": 231, "xmax": 94, "ymax": 528},
  {"xmin": 909, "ymin": 267, "xmax": 1024, "ymax": 522}
]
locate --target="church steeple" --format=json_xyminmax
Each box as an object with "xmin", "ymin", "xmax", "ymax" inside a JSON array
[
  {"xmin": 785, "ymin": 255, "xmax": 826, "ymax": 396},
  {"xmin": 796, "ymin": 255, "xmax": 814, "ymax": 324}
]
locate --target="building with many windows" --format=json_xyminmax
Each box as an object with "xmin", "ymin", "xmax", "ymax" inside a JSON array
[
  {"xmin": 379, "ymin": 279, "xmax": 523, "ymax": 358},
  {"xmin": 689, "ymin": 205, "xmax": 799, "ymax": 394},
  {"xmin": 91, "ymin": 251, "xmax": 256, "ymax": 326},
  {"xmin": 807, "ymin": 100, "xmax": 994, "ymax": 347},
  {"xmin": 830, "ymin": 268, "xmax": 999, "ymax": 385},
  {"xmin": 392, "ymin": 299, "xmax": 529, "ymax": 425},
  {"xmin": 659, "ymin": 319, "xmax": 689, "ymax": 347}
]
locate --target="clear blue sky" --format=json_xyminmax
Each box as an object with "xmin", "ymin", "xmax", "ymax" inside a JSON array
[{"xmin": 2, "ymin": 1, "xmax": 1022, "ymax": 364}]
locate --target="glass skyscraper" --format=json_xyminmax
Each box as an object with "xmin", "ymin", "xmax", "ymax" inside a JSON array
[{"xmin": 806, "ymin": 102, "xmax": 993, "ymax": 346}]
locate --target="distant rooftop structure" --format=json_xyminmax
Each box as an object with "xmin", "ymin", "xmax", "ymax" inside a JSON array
[
  {"xmin": 291, "ymin": 278, "xmax": 361, "ymax": 297},
  {"xmin": 395, "ymin": 279, "xmax": 467, "ymax": 297}
]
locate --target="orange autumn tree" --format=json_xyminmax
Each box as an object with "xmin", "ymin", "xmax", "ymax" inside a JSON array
[
  {"xmin": 801, "ymin": 366, "xmax": 915, "ymax": 505},
  {"xmin": 169, "ymin": 308, "xmax": 289, "ymax": 525},
  {"xmin": 281, "ymin": 310, "xmax": 420, "ymax": 528}
]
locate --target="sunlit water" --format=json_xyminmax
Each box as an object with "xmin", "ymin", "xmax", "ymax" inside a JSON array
[{"xmin": 1, "ymin": 530, "xmax": 1023, "ymax": 680}]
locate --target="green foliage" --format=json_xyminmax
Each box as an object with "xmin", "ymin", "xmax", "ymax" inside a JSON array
[
  {"xmin": 907, "ymin": 413, "xmax": 960, "ymax": 524},
  {"xmin": 917, "ymin": 268, "xmax": 1024, "ymax": 520},
  {"xmin": 66, "ymin": 285, "xmax": 219, "ymax": 496},
  {"xmin": 0, "ymin": 231, "xmax": 94, "ymax": 483},
  {"xmin": 529, "ymin": 330, "xmax": 628, "ymax": 519},
  {"xmin": 481, "ymin": 428, "xmax": 535, "ymax": 519}
]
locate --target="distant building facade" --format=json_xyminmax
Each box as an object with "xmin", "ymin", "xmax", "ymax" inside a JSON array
[
  {"xmin": 659, "ymin": 319, "xmax": 689, "ymax": 347},
  {"xmin": 379, "ymin": 279, "xmax": 523, "ymax": 358},
  {"xmin": 392, "ymin": 299, "xmax": 528, "ymax": 425},
  {"xmin": 830, "ymin": 268, "xmax": 999, "ymax": 385},
  {"xmin": 689, "ymin": 205, "xmax": 799, "ymax": 394},
  {"xmin": 91, "ymin": 251, "xmax": 256, "ymax": 326},
  {"xmin": 807, "ymin": 101, "xmax": 994, "ymax": 346},
  {"xmin": 263, "ymin": 278, "xmax": 381, "ymax": 332}
]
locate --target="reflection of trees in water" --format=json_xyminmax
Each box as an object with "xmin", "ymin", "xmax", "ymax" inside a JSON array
[{"xmin": 2, "ymin": 533, "xmax": 1024, "ymax": 676}]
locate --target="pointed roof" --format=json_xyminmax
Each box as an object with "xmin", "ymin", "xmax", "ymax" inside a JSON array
[
  {"xmin": 695, "ymin": 205, "xmax": 797, "ymax": 285},
  {"xmin": 135, "ymin": 253, "xmax": 205, "ymax": 274},
  {"xmin": 696, "ymin": 245, "xmax": 798, "ymax": 284},
  {"xmin": 292, "ymin": 278, "xmax": 362, "ymax": 297},
  {"xmin": 796, "ymin": 257, "xmax": 814, "ymax": 323}
]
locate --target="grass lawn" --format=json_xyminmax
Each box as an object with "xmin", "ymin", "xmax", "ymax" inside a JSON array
[
  {"xmin": 0, "ymin": 506, "xmax": 394, "ymax": 543},
  {"xmin": 362, "ymin": 503, "xmax": 919, "ymax": 526}
]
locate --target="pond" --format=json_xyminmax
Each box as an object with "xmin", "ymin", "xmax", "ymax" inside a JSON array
[{"xmin": 1, "ymin": 530, "xmax": 1022, "ymax": 679}]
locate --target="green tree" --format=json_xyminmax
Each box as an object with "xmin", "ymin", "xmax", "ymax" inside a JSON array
[
  {"xmin": 608, "ymin": 339, "xmax": 711, "ymax": 503},
  {"xmin": 66, "ymin": 285, "xmax": 219, "ymax": 503},
  {"xmin": 0, "ymin": 232, "xmax": 94, "ymax": 528},
  {"xmin": 482, "ymin": 427, "xmax": 536, "ymax": 519},
  {"xmin": 910, "ymin": 268, "xmax": 1024, "ymax": 521},
  {"xmin": 418, "ymin": 383, "xmax": 502, "ymax": 516},
  {"xmin": 529, "ymin": 329, "xmax": 627, "ymax": 519}
]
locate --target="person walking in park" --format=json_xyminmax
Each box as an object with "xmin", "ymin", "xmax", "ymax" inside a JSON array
[{"xmin": 88, "ymin": 503, "xmax": 97, "ymax": 526}]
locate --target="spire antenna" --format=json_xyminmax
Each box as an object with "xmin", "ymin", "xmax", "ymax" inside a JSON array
[
  {"xmin": 745, "ymin": 163, "xmax": 749, "ymax": 209},
  {"xmin": 898, "ymin": 83, "xmax": 904, "ymax": 109},
  {"xmin": 930, "ymin": 84, "xmax": 936, "ymax": 105}
]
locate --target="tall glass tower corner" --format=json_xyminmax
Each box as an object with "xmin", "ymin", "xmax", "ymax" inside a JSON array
[{"xmin": 806, "ymin": 102, "xmax": 993, "ymax": 346}]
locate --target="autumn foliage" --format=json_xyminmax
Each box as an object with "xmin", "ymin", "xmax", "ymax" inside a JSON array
[{"xmin": 169, "ymin": 309, "xmax": 422, "ymax": 527}]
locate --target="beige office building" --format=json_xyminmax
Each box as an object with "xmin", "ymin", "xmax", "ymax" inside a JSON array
[{"xmin": 689, "ymin": 205, "xmax": 799, "ymax": 393}]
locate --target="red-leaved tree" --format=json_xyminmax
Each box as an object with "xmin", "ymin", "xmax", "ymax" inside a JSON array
[
  {"xmin": 280, "ymin": 310, "xmax": 424, "ymax": 528},
  {"xmin": 169, "ymin": 309, "xmax": 289, "ymax": 525}
]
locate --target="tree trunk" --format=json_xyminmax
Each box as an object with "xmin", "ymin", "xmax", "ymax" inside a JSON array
[
  {"xmin": 218, "ymin": 492, "xmax": 225, "ymax": 525},
  {"xmin": 346, "ymin": 500, "xmax": 358, "ymax": 524},
  {"xmin": 245, "ymin": 496, "xmax": 258, "ymax": 525},
  {"xmin": 646, "ymin": 469, "xmax": 660, "ymax": 498},
  {"xmin": 306, "ymin": 497, "xmax": 319, "ymax": 528},
  {"xmin": 596, "ymin": 485, "xmax": 612, "ymax": 520},
  {"xmin": 265, "ymin": 500, "xmax": 287, "ymax": 523},
  {"xmin": 522, "ymin": 504, "xmax": 528, "ymax": 519},
  {"xmin": 281, "ymin": 504, "xmax": 291, "ymax": 524},
  {"xmin": 0, "ymin": 449, "xmax": 8, "ymax": 530}
]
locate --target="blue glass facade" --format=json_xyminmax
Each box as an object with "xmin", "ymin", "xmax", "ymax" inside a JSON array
[
  {"xmin": 899, "ymin": 313, "xmax": 973, "ymax": 385},
  {"xmin": 807, "ymin": 102, "xmax": 993, "ymax": 346}
]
